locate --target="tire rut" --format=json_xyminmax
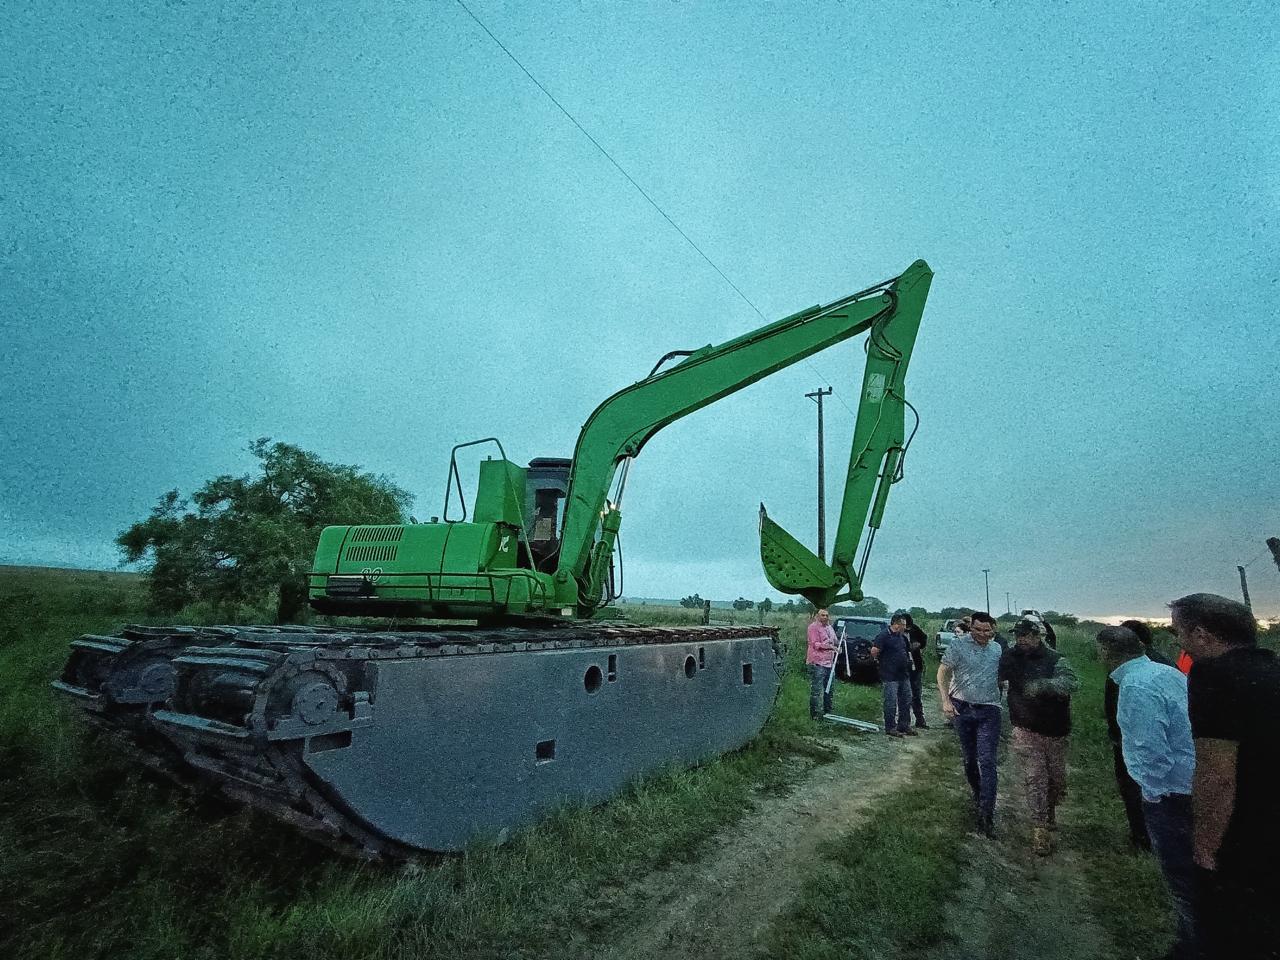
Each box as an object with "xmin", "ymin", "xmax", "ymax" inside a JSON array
[{"xmin": 574, "ymin": 723, "xmax": 936, "ymax": 960}]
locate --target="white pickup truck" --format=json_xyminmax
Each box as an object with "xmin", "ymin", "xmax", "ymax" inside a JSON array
[{"xmin": 935, "ymin": 619, "xmax": 962, "ymax": 655}]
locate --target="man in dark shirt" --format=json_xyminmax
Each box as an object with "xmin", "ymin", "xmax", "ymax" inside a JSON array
[
  {"xmin": 1171, "ymin": 592, "xmax": 1280, "ymax": 960},
  {"xmin": 999, "ymin": 618, "xmax": 1079, "ymax": 856},
  {"xmin": 871, "ymin": 613, "xmax": 915, "ymax": 738},
  {"xmin": 903, "ymin": 613, "xmax": 930, "ymax": 729},
  {"xmin": 1104, "ymin": 618, "xmax": 1174, "ymax": 850}
]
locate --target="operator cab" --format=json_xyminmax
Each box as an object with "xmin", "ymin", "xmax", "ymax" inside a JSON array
[{"xmin": 525, "ymin": 457, "xmax": 570, "ymax": 571}]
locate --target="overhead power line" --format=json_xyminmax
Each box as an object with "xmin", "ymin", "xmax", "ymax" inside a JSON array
[
  {"xmin": 1240, "ymin": 545, "xmax": 1270, "ymax": 569},
  {"xmin": 453, "ymin": 0, "xmax": 861, "ymax": 419},
  {"xmin": 453, "ymin": 0, "xmax": 765, "ymax": 322}
]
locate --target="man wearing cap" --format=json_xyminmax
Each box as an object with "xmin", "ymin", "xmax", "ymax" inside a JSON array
[
  {"xmin": 1000, "ymin": 617, "xmax": 1079, "ymax": 856},
  {"xmin": 1022, "ymin": 611, "xmax": 1058, "ymax": 649},
  {"xmin": 937, "ymin": 611, "xmax": 1004, "ymax": 836}
]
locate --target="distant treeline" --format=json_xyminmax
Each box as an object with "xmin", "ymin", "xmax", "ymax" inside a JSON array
[{"xmin": 621, "ymin": 596, "xmax": 1085, "ymax": 625}]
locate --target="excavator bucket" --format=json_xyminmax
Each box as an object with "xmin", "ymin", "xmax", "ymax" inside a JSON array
[{"xmin": 759, "ymin": 504, "xmax": 837, "ymax": 605}]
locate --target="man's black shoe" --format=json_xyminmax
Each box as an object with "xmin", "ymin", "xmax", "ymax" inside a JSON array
[
  {"xmin": 977, "ymin": 815, "xmax": 995, "ymax": 838},
  {"xmin": 915, "ymin": 721, "xmax": 930, "ymax": 729}
]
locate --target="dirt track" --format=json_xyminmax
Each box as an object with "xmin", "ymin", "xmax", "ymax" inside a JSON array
[
  {"xmin": 920, "ymin": 754, "xmax": 1117, "ymax": 960},
  {"xmin": 567, "ymin": 705, "xmax": 1123, "ymax": 960},
  {"xmin": 578, "ymin": 724, "xmax": 934, "ymax": 960}
]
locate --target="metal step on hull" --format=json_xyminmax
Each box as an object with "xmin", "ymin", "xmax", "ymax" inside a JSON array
[{"xmin": 54, "ymin": 623, "xmax": 782, "ymax": 857}]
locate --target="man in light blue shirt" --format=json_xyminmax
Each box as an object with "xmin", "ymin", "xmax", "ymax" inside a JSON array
[{"xmin": 1097, "ymin": 626, "xmax": 1197, "ymax": 960}]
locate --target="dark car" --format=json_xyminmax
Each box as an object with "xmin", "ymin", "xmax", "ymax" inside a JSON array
[{"xmin": 832, "ymin": 615, "xmax": 891, "ymax": 683}]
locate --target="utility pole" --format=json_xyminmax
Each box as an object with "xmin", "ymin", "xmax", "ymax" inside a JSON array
[
  {"xmin": 982, "ymin": 568, "xmax": 991, "ymax": 615},
  {"xmin": 1006, "ymin": 592, "xmax": 1011, "ymax": 615},
  {"xmin": 806, "ymin": 387, "xmax": 833, "ymax": 560},
  {"xmin": 1238, "ymin": 565, "xmax": 1252, "ymax": 610}
]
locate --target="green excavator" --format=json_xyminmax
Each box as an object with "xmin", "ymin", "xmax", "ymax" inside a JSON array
[{"xmin": 54, "ymin": 261, "xmax": 932, "ymax": 857}]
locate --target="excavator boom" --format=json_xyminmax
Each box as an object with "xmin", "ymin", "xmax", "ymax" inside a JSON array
[{"xmin": 558, "ymin": 260, "xmax": 933, "ymax": 612}]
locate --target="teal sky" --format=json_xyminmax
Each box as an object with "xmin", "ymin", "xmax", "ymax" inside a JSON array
[{"xmin": 2, "ymin": 0, "xmax": 1277, "ymax": 617}]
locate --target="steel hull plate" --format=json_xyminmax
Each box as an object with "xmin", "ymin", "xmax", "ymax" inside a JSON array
[
  {"xmin": 305, "ymin": 635, "xmax": 778, "ymax": 850},
  {"xmin": 53, "ymin": 623, "xmax": 781, "ymax": 857}
]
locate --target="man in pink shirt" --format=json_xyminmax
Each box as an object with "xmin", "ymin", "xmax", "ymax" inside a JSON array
[{"xmin": 807, "ymin": 608, "xmax": 838, "ymax": 719}]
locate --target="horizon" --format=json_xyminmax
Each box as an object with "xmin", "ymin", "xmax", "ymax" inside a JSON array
[{"xmin": 9, "ymin": 562, "xmax": 1277, "ymax": 628}]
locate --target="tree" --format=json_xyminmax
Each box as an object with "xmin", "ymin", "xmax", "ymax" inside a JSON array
[
  {"xmin": 908, "ymin": 606, "xmax": 929, "ymax": 623},
  {"xmin": 732, "ymin": 597, "xmax": 754, "ymax": 611},
  {"xmin": 847, "ymin": 596, "xmax": 889, "ymax": 617},
  {"xmin": 118, "ymin": 439, "xmax": 412, "ymax": 623},
  {"xmin": 680, "ymin": 594, "xmax": 704, "ymax": 609},
  {"xmin": 758, "ymin": 598, "xmax": 773, "ymax": 615}
]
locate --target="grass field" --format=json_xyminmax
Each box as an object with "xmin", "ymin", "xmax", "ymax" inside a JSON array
[
  {"xmin": 0, "ymin": 567, "xmax": 874, "ymax": 959},
  {"xmin": 7, "ymin": 565, "xmax": 1260, "ymax": 959}
]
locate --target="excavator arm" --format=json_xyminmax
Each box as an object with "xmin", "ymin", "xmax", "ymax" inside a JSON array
[
  {"xmin": 759, "ymin": 259, "xmax": 931, "ymax": 607},
  {"xmin": 553, "ymin": 260, "xmax": 933, "ymax": 613}
]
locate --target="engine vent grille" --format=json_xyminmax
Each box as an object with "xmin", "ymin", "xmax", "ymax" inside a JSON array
[
  {"xmin": 344, "ymin": 545, "xmax": 398, "ymax": 563},
  {"xmin": 349, "ymin": 526, "xmax": 404, "ymax": 543}
]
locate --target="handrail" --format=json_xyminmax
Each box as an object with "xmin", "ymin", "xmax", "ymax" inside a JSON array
[
  {"xmin": 442, "ymin": 437, "xmax": 509, "ymax": 522},
  {"xmin": 308, "ymin": 569, "xmax": 551, "ymax": 608}
]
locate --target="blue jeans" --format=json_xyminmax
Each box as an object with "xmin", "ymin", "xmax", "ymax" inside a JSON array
[
  {"xmin": 952, "ymin": 700, "xmax": 1001, "ymax": 820},
  {"xmin": 882, "ymin": 677, "xmax": 912, "ymax": 732},
  {"xmin": 809, "ymin": 664, "xmax": 833, "ymax": 717},
  {"xmin": 1143, "ymin": 794, "xmax": 1197, "ymax": 959}
]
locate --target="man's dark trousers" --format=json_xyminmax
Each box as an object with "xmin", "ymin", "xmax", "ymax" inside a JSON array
[
  {"xmin": 1142, "ymin": 793, "xmax": 1197, "ymax": 959},
  {"xmin": 952, "ymin": 700, "xmax": 1000, "ymax": 822},
  {"xmin": 909, "ymin": 669, "xmax": 926, "ymax": 725},
  {"xmin": 1113, "ymin": 743, "xmax": 1150, "ymax": 848},
  {"xmin": 882, "ymin": 678, "xmax": 911, "ymax": 732},
  {"xmin": 1197, "ymin": 847, "xmax": 1280, "ymax": 960}
]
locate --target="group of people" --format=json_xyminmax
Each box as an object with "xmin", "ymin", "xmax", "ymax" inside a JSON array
[
  {"xmin": 934, "ymin": 594, "xmax": 1276, "ymax": 960},
  {"xmin": 1099, "ymin": 594, "xmax": 1278, "ymax": 960},
  {"xmin": 934, "ymin": 610, "xmax": 1076, "ymax": 848},
  {"xmin": 804, "ymin": 608, "xmax": 928, "ymax": 733},
  {"xmin": 869, "ymin": 611, "xmax": 930, "ymax": 735},
  {"xmin": 807, "ymin": 593, "xmax": 1278, "ymax": 960}
]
